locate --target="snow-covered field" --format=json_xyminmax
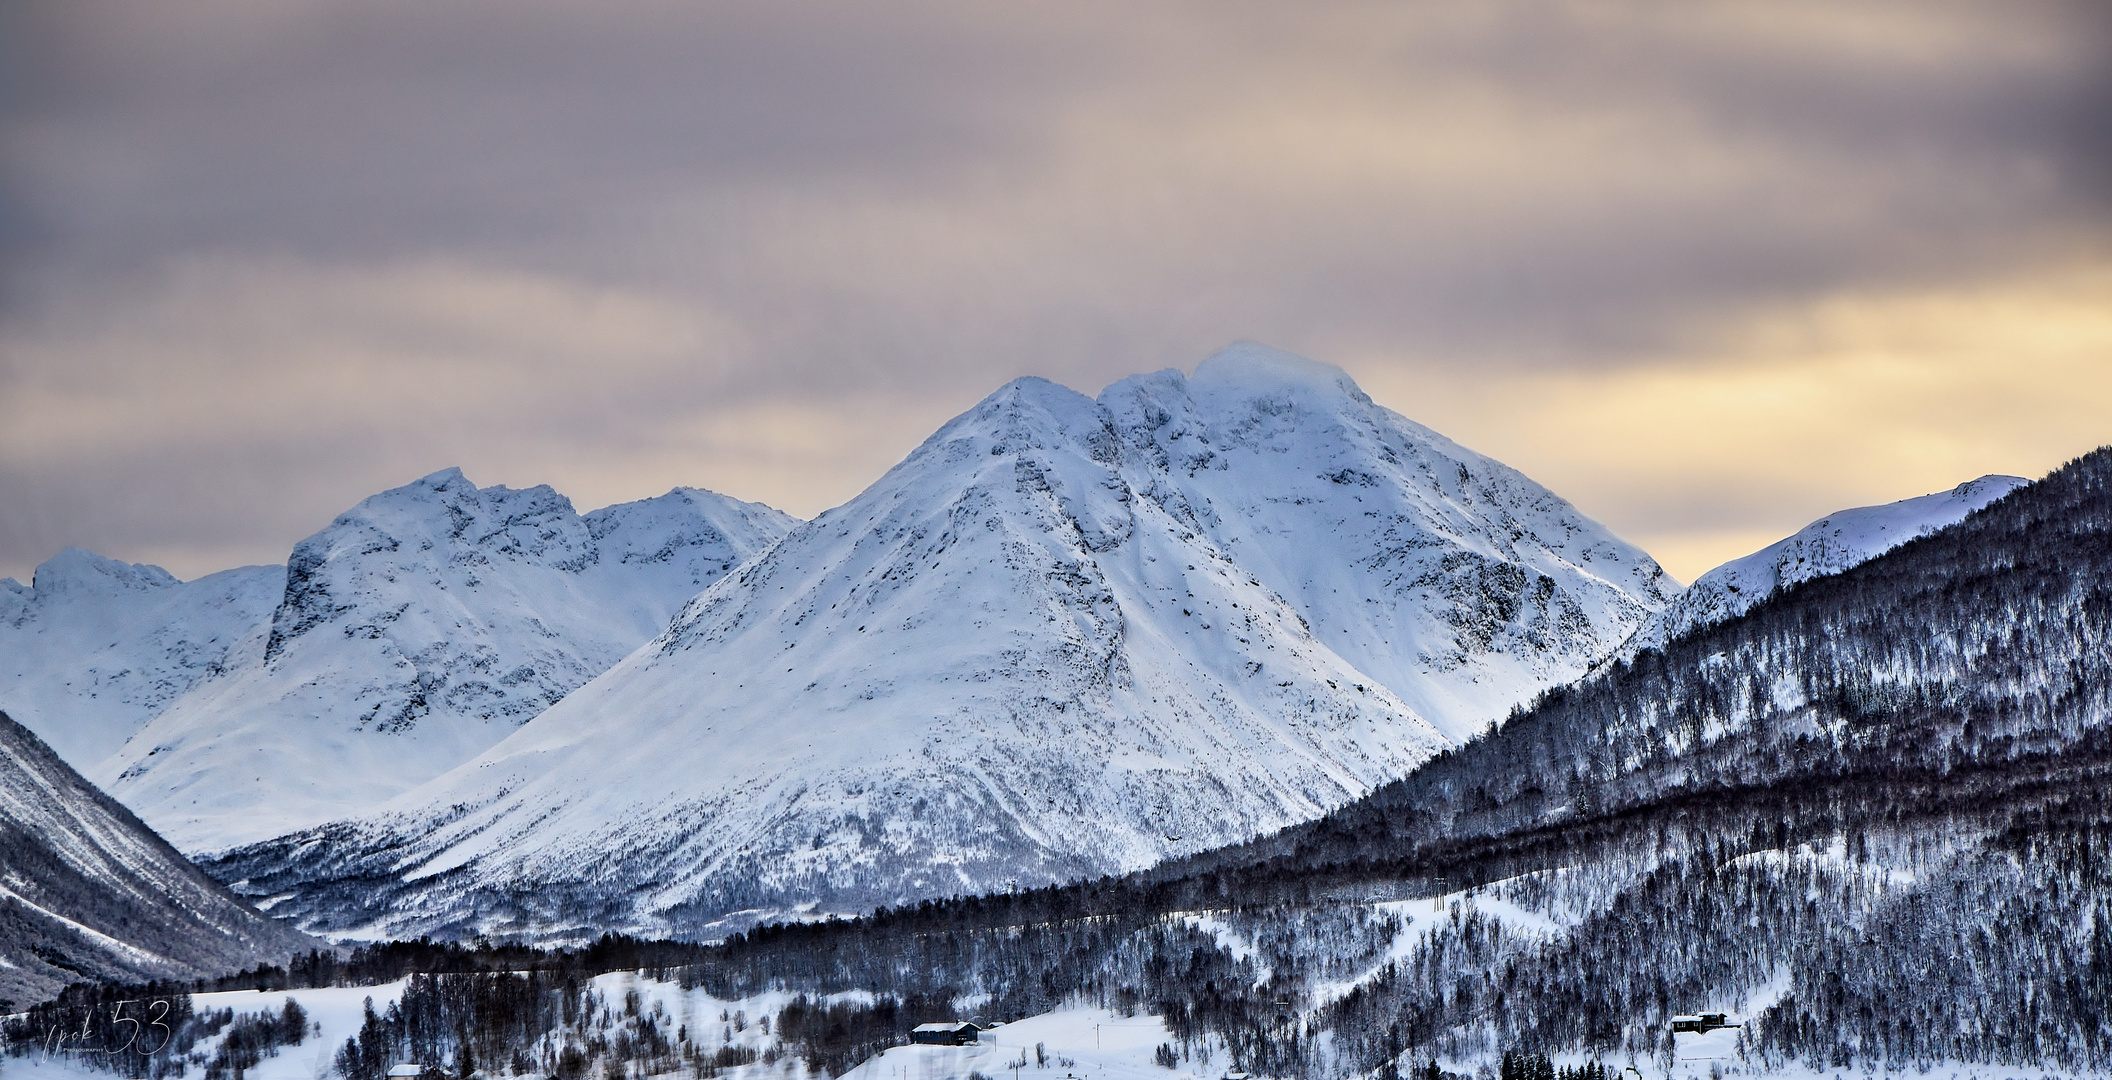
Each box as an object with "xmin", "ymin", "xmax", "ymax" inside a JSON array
[
  {"xmin": 6, "ymin": 969, "xmax": 2099, "ymax": 1080},
  {"xmin": 838, "ymin": 1008, "xmax": 1193, "ymax": 1080}
]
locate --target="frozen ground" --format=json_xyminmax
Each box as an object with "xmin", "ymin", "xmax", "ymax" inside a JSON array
[{"xmin": 1307, "ymin": 873, "xmax": 1582, "ymax": 1007}]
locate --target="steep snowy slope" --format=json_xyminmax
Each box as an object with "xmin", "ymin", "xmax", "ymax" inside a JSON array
[
  {"xmin": 215, "ymin": 345, "xmax": 1669, "ymax": 941},
  {"xmin": 1100, "ymin": 347, "xmax": 1670, "ymax": 741},
  {"xmin": 0, "ymin": 550, "xmax": 282, "ymax": 768},
  {"xmin": 0, "ymin": 710, "xmax": 313, "ymax": 1010},
  {"xmin": 97, "ymin": 470, "xmax": 795, "ymax": 854},
  {"xmin": 1614, "ymin": 473, "xmax": 2027, "ymax": 659}
]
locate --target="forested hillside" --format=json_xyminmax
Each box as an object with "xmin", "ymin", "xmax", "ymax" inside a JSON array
[{"xmin": 671, "ymin": 446, "xmax": 2112, "ymax": 1077}]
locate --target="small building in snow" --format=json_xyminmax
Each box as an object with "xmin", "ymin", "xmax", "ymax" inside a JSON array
[
  {"xmin": 910, "ymin": 1022, "xmax": 980, "ymax": 1046},
  {"xmin": 1670, "ymin": 1013, "xmax": 1731, "ymax": 1034},
  {"xmin": 387, "ymin": 1066, "xmax": 437, "ymax": 1079}
]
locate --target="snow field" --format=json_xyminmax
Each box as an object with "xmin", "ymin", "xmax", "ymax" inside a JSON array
[
  {"xmin": 7, "ymin": 970, "xmax": 2097, "ymax": 1080},
  {"xmin": 839, "ymin": 1008, "xmax": 1193, "ymax": 1080}
]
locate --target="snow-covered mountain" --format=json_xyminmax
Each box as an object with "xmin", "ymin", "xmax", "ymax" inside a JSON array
[
  {"xmin": 1097, "ymin": 354, "xmax": 1670, "ymax": 740},
  {"xmin": 0, "ymin": 550, "xmax": 282, "ymax": 768},
  {"xmin": 1614, "ymin": 474, "xmax": 2028, "ymax": 660},
  {"xmin": 0, "ymin": 709, "xmax": 314, "ymax": 1009},
  {"xmin": 214, "ymin": 344, "xmax": 1671, "ymax": 941},
  {"xmin": 96, "ymin": 470, "xmax": 795, "ymax": 854}
]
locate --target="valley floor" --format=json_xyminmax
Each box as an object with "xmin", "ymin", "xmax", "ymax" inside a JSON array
[{"xmin": 6, "ymin": 971, "xmax": 2092, "ymax": 1080}]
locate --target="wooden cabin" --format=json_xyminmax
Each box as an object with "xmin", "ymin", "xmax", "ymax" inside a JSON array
[
  {"xmin": 1669, "ymin": 1013, "xmax": 1731, "ymax": 1034},
  {"xmin": 910, "ymin": 1022, "xmax": 980, "ymax": 1046}
]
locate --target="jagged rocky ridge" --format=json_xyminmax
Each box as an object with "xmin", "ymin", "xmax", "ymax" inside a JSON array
[
  {"xmin": 0, "ymin": 710, "xmax": 313, "ymax": 1011},
  {"xmin": 1, "ymin": 551, "xmax": 282, "ymax": 768},
  {"xmin": 94, "ymin": 471, "xmax": 795, "ymax": 853},
  {"xmin": 209, "ymin": 344, "xmax": 1670, "ymax": 941}
]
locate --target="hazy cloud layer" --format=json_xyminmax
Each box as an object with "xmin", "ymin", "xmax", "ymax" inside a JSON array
[{"xmin": 4, "ymin": 0, "xmax": 2109, "ymax": 583}]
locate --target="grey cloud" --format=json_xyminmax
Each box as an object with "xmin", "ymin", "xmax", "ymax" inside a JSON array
[{"xmin": 4, "ymin": 0, "xmax": 2110, "ymax": 580}]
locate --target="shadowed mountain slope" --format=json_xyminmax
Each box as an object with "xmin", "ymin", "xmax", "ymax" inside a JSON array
[{"xmin": 0, "ymin": 710, "xmax": 313, "ymax": 1010}]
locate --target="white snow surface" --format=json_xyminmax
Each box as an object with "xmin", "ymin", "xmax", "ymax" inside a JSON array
[
  {"xmin": 840, "ymin": 1007, "xmax": 1193, "ymax": 1080},
  {"xmin": 93, "ymin": 470, "xmax": 795, "ymax": 853},
  {"xmin": 279, "ymin": 344, "xmax": 1670, "ymax": 939},
  {"xmin": 0, "ymin": 550, "xmax": 282, "ymax": 768},
  {"xmin": 1614, "ymin": 474, "xmax": 2027, "ymax": 661}
]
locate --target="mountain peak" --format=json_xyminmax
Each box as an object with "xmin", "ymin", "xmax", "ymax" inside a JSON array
[
  {"xmin": 416, "ymin": 465, "xmax": 471, "ymax": 488},
  {"xmin": 226, "ymin": 349, "xmax": 1670, "ymax": 940},
  {"xmin": 102, "ymin": 471, "xmax": 796, "ymax": 853},
  {"xmin": 971, "ymin": 375, "xmax": 1104, "ymax": 429},
  {"xmin": 889, "ymin": 375, "xmax": 1111, "ymax": 477},
  {"xmin": 31, "ymin": 548, "xmax": 181, "ymax": 595},
  {"xmin": 1951, "ymin": 473, "xmax": 2029, "ymax": 502},
  {"xmin": 1190, "ymin": 340, "xmax": 1358, "ymax": 397}
]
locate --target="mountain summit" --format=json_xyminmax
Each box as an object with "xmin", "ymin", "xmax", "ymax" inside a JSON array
[
  {"xmin": 218, "ymin": 345, "xmax": 1670, "ymax": 941},
  {"xmin": 1, "ymin": 551, "xmax": 282, "ymax": 768},
  {"xmin": 97, "ymin": 470, "xmax": 795, "ymax": 853}
]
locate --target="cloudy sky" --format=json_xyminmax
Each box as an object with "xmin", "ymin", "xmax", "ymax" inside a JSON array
[{"xmin": 4, "ymin": 0, "xmax": 2109, "ymax": 586}]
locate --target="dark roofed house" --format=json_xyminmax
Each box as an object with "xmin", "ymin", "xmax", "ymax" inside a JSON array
[{"xmin": 911, "ymin": 1022, "xmax": 980, "ymax": 1046}]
